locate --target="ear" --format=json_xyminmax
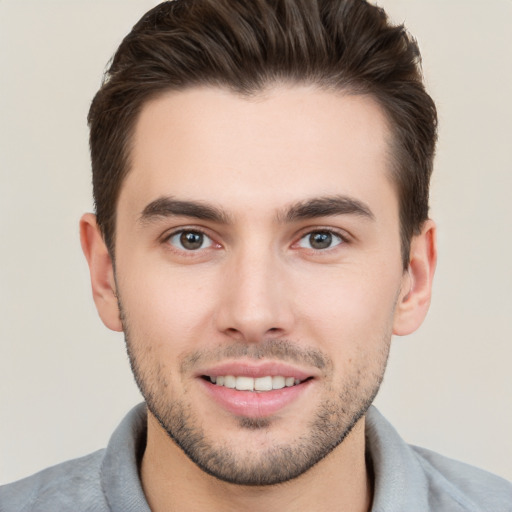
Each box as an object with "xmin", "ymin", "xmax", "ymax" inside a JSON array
[
  {"xmin": 80, "ymin": 213, "xmax": 123, "ymax": 332},
  {"xmin": 393, "ymin": 219, "xmax": 437, "ymax": 336}
]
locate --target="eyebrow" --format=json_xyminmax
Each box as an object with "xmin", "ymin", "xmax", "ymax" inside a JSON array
[
  {"xmin": 278, "ymin": 195, "xmax": 375, "ymax": 223},
  {"xmin": 139, "ymin": 197, "xmax": 231, "ymax": 224},
  {"xmin": 138, "ymin": 194, "xmax": 375, "ymax": 225}
]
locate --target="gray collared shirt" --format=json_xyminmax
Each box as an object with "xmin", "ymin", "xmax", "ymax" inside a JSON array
[{"xmin": 1, "ymin": 404, "xmax": 511, "ymax": 511}]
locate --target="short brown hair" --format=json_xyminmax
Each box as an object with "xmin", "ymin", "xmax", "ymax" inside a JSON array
[{"xmin": 88, "ymin": 0, "xmax": 437, "ymax": 267}]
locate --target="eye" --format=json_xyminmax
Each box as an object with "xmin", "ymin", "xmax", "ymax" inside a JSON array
[
  {"xmin": 297, "ymin": 230, "xmax": 344, "ymax": 250},
  {"xmin": 167, "ymin": 230, "xmax": 214, "ymax": 251}
]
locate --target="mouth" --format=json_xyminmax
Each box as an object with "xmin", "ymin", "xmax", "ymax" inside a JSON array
[
  {"xmin": 202, "ymin": 374, "xmax": 310, "ymax": 391},
  {"xmin": 197, "ymin": 362, "xmax": 317, "ymax": 418}
]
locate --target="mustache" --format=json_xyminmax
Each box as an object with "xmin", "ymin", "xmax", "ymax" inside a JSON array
[{"xmin": 179, "ymin": 338, "xmax": 331, "ymax": 374}]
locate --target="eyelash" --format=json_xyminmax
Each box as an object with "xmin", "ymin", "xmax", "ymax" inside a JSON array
[
  {"xmin": 162, "ymin": 227, "xmax": 350, "ymax": 254},
  {"xmin": 293, "ymin": 226, "xmax": 352, "ymax": 255},
  {"xmin": 163, "ymin": 228, "xmax": 218, "ymax": 254},
  {"xmin": 295, "ymin": 229, "xmax": 347, "ymax": 251}
]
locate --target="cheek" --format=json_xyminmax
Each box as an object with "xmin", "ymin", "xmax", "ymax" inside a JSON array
[
  {"xmin": 116, "ymin": 257, "xmax": 219, "ymax": 353},
  {"xmin": 297, "ymin": 264, "xmax": 401, "ymax": 354}
]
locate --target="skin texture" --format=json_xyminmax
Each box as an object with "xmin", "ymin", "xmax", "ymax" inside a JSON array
[{"xmin": 81, "ymin": 85, "xmax": 436, "ymax": 512}]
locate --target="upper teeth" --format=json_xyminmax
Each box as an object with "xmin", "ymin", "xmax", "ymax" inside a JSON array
[{"xmin": 210, "ymin": 375, "xmax": 301, "ymax": 391}]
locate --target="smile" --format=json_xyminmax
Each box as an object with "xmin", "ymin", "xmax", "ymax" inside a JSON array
[
  {"xmin": 198, "ymin": 362, "xmax": 316, "ymax": 417},
  {"xmin": 208, "ymin": 375, "xmax": 302, "ymax": 391}
]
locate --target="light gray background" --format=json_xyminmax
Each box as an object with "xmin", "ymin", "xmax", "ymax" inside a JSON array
[{"xmin": 1, "ymin": 0, "xmax": 511, "ymax": 485}]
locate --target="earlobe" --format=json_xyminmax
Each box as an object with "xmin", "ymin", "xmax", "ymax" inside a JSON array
[
  {"xmin": 393, "ymin": 219, "xmax": 437, "ymax": 336},
  {"xmin": 80, "ymin": 213, "xmax": 123, "ymax": 332}
]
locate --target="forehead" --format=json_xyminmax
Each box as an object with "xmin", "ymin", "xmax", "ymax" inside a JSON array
[{"xmin": 120, "ymin": 85, "xmax": 396, "ymax": 220}]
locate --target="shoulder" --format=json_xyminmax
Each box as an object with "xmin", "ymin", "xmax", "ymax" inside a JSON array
[
  {"xmin": 365, "ymin": 407, "xmax": 512, "ymax": 512},
  {"xmin": 411, "ymin": 445, "xmax": 512, "ymax": 511},
  {"xmin": 0, "ymin": 450, "xmax": 108, "ymax": 512},
  {"xmin": 0, "ymin": 404, "xmax": 148, "ymax": 512}
]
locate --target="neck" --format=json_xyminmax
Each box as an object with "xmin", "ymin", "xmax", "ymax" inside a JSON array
[{"xmin": 141, "ymin": 412, "xmax": 373, "ymax": 512}]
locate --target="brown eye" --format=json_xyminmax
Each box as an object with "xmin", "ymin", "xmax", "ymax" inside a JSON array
[
  {"xmin": 310, "ymin": 232, "xmax": 332, "ymax": 249},
  {"xmin": 180, "ymin": 231, "xmax": 203, "ymax": 250},
  {"xmin": 298, "ymin": 231, "xmax": 343, "ymax": 250},
  {"xmin": 168, "ymin": 230, "xmax": 212, "ymax": 251}
]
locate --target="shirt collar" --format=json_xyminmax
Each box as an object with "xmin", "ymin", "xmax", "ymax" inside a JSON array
[
  {"xmin": 101, "ymin": 403, "xmax": 151, "ymax": 512},
  {"xmin": 365, "ymin": 406, "xmax": 430, "ymax": 511},
  {"xmin": 99, "ymin": 403, "xmax": 432, "ymax": 512}
]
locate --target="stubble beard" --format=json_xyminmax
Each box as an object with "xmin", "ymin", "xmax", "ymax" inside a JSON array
[{"xmin": 120, "ymin": 305, "xmax": 391, "ymax": 486}]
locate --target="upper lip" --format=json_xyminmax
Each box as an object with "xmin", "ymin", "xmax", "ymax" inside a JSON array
[{"xmin": 195, "ymin": 360, "xmax": 317, "ymax": 380}]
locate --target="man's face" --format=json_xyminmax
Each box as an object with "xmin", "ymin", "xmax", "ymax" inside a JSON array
[{"xmin": 113, "ymin": 86, "xmax": 409, "ymax": 485}]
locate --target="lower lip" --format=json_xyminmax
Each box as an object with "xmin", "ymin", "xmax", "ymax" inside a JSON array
[{"xmin": 200, "ymin": 379, "xmax": 313, "ymax": 418}]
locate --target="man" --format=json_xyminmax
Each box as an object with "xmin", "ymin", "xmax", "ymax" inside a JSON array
[{"xmin": 1, "ymin": 0, "xmax": 511, "ymax": 510}]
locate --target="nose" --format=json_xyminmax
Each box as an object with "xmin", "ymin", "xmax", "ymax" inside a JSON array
[{"xmin": 214, "ymin": 244, "xmax": 295, "ymax": 343}]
